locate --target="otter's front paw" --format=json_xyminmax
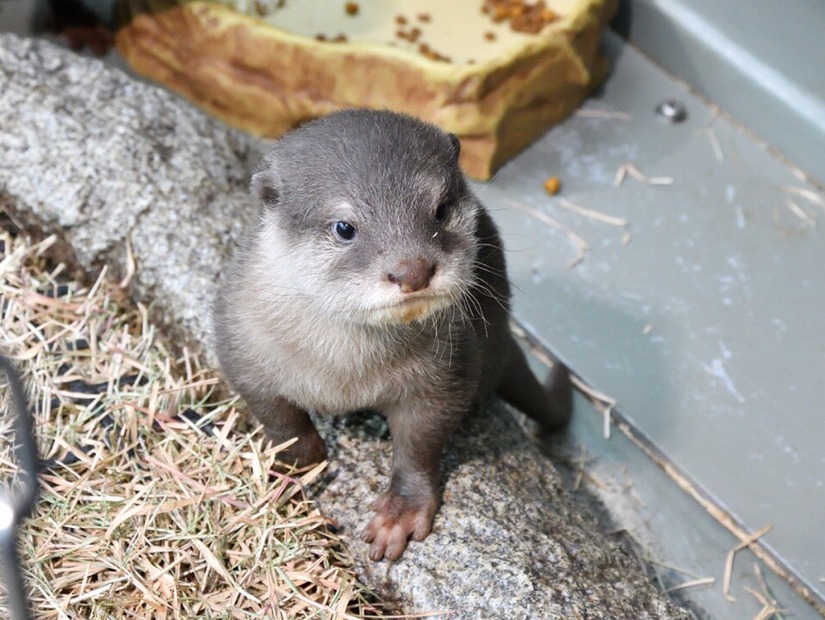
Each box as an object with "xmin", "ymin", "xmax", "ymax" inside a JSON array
[
  {"xmin": 277, "ymin": 430, "xmax": 328, "ymax": 468},
  {"xmin": 360, "ymin": 492, "xmax": 437, "ymax": 561}
]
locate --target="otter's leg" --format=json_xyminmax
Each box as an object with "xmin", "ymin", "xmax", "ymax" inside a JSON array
[
  {"xmin": 361, "ymin": 401, "xmax": 456, "ymax": 561},
  {"xmin": 246, "ymin": 394, "xmax": 328, "ymax": 467},
  {"xmin": 496, "ymin": 333, "xmax": 573, "ymax": 431}
]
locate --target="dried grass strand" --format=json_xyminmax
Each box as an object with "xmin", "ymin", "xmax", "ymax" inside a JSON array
[
  {"xmin": 614, "ymin": 163, "xmax": 674, "ymax": 187},
  {"xmin": 555, "ymin": 198, "xmax": 628, "ymax": 228},
  {"xmin": 504, "ymin": 198, "xmax": 589, "ymax": 268},
  {"xmin": 723, "ymin": 523, "xmax": 773, "ymax": 602}
]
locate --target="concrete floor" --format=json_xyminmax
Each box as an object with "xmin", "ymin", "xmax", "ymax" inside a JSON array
[{"xmin": 478, "ymin": 31, "xmax": 824, "ymax": 620}]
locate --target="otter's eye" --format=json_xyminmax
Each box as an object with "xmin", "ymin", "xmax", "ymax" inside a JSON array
[
  {"xmin": 333, "ymin": 220, "xmax": 357, "ymax": 241},
  {"xmin": 435, "ymin": 201, "xmax": 450, "ymax": 222}
]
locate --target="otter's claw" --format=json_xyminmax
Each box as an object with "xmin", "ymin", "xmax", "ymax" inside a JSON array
[{"xmin": 361, "ymin": 492, "xmax": 437, "ymax": 561}]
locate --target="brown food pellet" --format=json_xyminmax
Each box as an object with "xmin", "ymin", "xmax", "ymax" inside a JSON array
[
  {"xmin": 315, "ymin": 33, "xmax": 327, "ymax": 41},
  {"xmin": 409, "ymin": 27, "xmax": 422, "ymax": 42},
  {"xmin": 417, "ymin": 13, "xmax": 431, "ymax": 23},
  {"xmin": 332, "ymin": 33, "xmax": 348, "ymax": 43},
  {"xmin": 484, "ymin": 31, "xmax": 496, "ymax": 41},
  {"xmin": 417, "ymin": 42, "xmax": 450, "ymax": 63},
  {"xmin": 482, "ymin": 0, "xmax": 561, "ymax": 34},
  {"xmin": 543, "ymin": 177, "xmax": 561, "ymax": 195},
  {"xmin": 395, "ymin": 15, "xmax": 407, "ymax": 25},
  {"xmin": 344, "ymin": 2, "xmax": 359, "ymax": 16}
]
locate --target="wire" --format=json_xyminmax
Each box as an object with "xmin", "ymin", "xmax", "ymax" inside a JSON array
[{"xmin": 0, "ymin": 355, "xmax": 39, "ymax": 620}]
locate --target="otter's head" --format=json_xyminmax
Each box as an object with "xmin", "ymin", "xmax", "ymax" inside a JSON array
[{"xmin": 252, "ymin": 109, "xmax": 481, "ymax": 326}]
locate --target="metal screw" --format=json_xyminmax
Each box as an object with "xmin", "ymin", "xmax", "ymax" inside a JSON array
[{"xmin": 655, "ymin": 99, "xmax": 688, "ymax": 124}]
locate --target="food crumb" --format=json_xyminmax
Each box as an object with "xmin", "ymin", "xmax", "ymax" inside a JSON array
[
  {"xmin": 395, "ymin": 15, "xmax": 408, "ymax": 25},
  {"xmin": 483, "ymin": 0, "xmax": 560, "ymax": 33},
  {"xmin": 484, "ymin": 31, "xmax": 496, "ymax": 41},
  {"xmin": 417, "ymin": 13, "xmax": 431, "ymax": 23},
  {"xmin": 417, "ymin": 42, "xmax": 451, "ymax": 63},
  {"xmin": 543, "ymin": 176, "xmax": 561, "ymax": 195},
  {"xmin": 344, "ymin": 2, "xmax": 359, "ymax": 16}
]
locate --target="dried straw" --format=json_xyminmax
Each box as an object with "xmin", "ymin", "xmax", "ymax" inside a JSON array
[
  {"xmin": 504, "ymin": 199, "xmax": 589, "ymax": 268},
  {"xmin": 0, "ymin": 228, "xmax": 397, "ymax": 619},
  {"xmin": 613, "ymin": 163, "xmax": 674, "ymax": 188}
]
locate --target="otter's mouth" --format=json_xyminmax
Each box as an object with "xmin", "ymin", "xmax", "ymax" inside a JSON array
[{"xmin": 381, "ymin": 295, "xmax": 451, "ymax": 324}]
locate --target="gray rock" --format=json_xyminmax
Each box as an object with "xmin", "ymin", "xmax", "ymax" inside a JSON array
[
  {"xmin": 0, "ymin": 33, "xmax": 689, "ymax": 619},
  {"xmin": 0, "ymin": 32, "xmax": 259, "ymax": 354}
]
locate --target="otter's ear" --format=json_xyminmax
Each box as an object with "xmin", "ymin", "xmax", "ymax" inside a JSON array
[
  {"xmin": 251, "ymin": 168, "xmax": 281, "ymax": 208},
  {"xmin": 447, "ymin": 133, "xmax": 461, "ymax": 161}
]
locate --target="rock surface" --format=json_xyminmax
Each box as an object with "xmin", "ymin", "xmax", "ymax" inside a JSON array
[{"xmin": 0, "ymin": 33, "xmax": 689, "ymax": 619}]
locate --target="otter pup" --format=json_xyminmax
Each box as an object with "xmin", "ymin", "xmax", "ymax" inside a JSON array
[{"xmin": 214, "ymin": 109, "xmax": 571, "ymax": 561}]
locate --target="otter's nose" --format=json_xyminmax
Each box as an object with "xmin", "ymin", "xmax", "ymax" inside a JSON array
[{"xmin": 387, "ymin": 258, "xmax": 437, "ymax": 294}]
